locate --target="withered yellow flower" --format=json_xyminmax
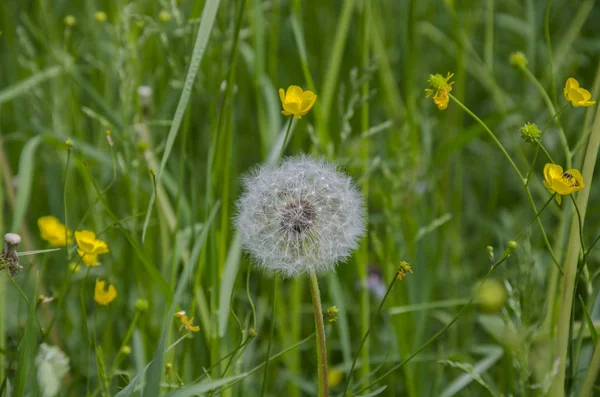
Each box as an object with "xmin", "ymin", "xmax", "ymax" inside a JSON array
[
  {"xmin": 38, "ymin": 216, "xmax": 72, "ymax": 247},
  {"xmin": 174, "ymin": 311, "xmax": 200, "ymax": 332},
  {"xmin": 564, "ymin": 78, "xmax": 596, "ymax": 107},
  {"xmin": 94, "ymin": 280, "xmax": 117, "ymax": 305},
  {"xmin": 278, "ymin": 86, "xmax": 317, "ymax": 119},
  {"xmin": 425, "ymin": 73, "xmax": 454, "ymax": 110},
  {"xmin": 397, "ymin": 261, "xmax": 413, "ymax": 280},
  {"xmin": 543, "ymin": 163, "xmax": 584, "ymax": 205},
  {"xmin": 75, "ymin": 230, "xmax": 109, "ymax": 267}
]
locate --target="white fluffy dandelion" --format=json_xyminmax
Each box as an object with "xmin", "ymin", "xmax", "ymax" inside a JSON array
[{"xmin": 235, "ymin": 156, "xmax": 365, "ymax": 278}]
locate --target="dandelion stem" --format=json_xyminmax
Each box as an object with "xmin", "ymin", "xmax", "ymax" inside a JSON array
[
  {"xmin": 309, "ymin": 271, "xmax": 328, "ymax": 397},
  {"xmin": 278, "ymin": 116, "xmax": 294, "ymax": 164}
]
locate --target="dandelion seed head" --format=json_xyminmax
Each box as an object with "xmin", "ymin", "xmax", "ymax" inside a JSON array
[{"xmin": 235, "ymin": 156, "xmax": 365, "ymax": 278}]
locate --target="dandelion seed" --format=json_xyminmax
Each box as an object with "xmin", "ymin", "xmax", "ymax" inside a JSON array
[
  {"xmin": 36, "ymin": 343, "xmax": 70, "ymax": 397},
  {"xmin": 1, "ymin": 233, "xmax": 22, "ymax": 277},
  {"xmin": 235, "ymin": 156, "xmax": 365, "ymax": 278}
]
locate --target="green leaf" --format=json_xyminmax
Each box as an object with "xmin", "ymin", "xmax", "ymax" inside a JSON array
[
  {"xmin": 141, "ymin": 0, "xmax": 222, "ymax": 242},
  {"xmin": 218, "ymin": 233, "xmax": 242, "ymax": 337},
  {"xmin": 439, "ymin": 352, "xmax": 504, "ymax": 397},
  {"xmin": 142, "ymin": 202, "xmax": 220, "ymax": 397},
  {"xmin": 163, "ymin": 373, "xmax": 249, "ymax": 397},
  {"xmin": 11, "ymin": 135, "xmax": 42, "ymax": 232},
  {"xmin": 14, "ymin": 273, "xmax": 40, "ymax": 397},
  {"xmin": 0, "ymin": 66, "xmax": 62, "ymax": 106},
  {"xmin": 579, "ymin": 295, "xmax": 598, "ymax": 347},
  {"xmin": 357, "ymin": 386, "xmax": 388, "ymax": 397}
]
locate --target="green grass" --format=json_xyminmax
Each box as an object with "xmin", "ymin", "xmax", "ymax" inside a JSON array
[{"xmin": 1, "ymin": 0, "xmax": 600, "ymax": 396}]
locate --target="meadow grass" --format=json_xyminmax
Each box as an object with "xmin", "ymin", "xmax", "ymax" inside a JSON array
[{"xmin": 1, "ymin": 0, "xmax": 600, "ymax": 396}]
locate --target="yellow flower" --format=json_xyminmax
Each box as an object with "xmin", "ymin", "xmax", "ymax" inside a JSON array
[
  {"xmin": 95, "ymin": 11, "xmax": 107, "ymax": 23},
  {"xmin": 278, "ymin": 86, "xmax": 317, "ymax": 119},
  {"xmin": 396, "ymin": 261, "xmax": 413, "ymax": 280},
  {"xmin": 475, "ymin": 278, "xmax": 506, "ymax": 312},
  {"xmin": 174, "ymin": 311, "xmax": 200, "ymax": 332},
  {"xmin": 38, "ymin": 216, "xmax": 72, "ymax": 247},
  {"xmin": 159, "ymin": 10, "xmax": 172, "ymax": 23},
  {"xmin": 64, "ymin": 15, "xmax": 76, "ymax": 27},
  {"xmin": 425, "ymin": 73, "xmax": 454, "ymax": 110},
  {"xmin": 564, "ymin": 78, "xmax": 596, "ymax": 107},
  {"xmin": 75, "ymin": 230, "xmax": 109, "ymax": 267},
  {"xmin": 94, "ymin": 280, "xmax": 117, "ymax": 305},
  {"xmin": 543, "ymin": 163, "xmax": 584, "ymax": 205},
  {"xmin": 328, "ymin": 369, "xmax": 344, "ymax": 388}
]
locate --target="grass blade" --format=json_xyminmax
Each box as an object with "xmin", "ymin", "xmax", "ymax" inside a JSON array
[
  {"xmin": 10, "ymin": 136, "xmax": 42, "ymax": 232},
  {"xmin": 141, "ymin": 0, "xmax": 222, "ymax": 242},
  {"xmin": 0, "ymin": 66, "xmax": 61, "ymax": 105}
]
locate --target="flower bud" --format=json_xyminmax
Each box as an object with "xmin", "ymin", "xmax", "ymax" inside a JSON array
[
  {"xmin": 520, "ymin": 122, "xmax": 541, "ymax": 144},
  {"xmin": 135, "ymin": 299, "xmax": 149, "ymax": 313},
  {"xmin": 120, "ymin": 346, "xmax": 131, "ymax": 355},
  {"xmin": 507, "ymin": 240, "xmax": 518, "ymax": 251},
  {"xmin": 509, "ymin": 51, "xmax": 527, "ymax": 69}
]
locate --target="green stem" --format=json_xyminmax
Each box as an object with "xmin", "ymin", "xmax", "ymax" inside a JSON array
[
  {"xmin": 521, "ymin": 67, "xmax": 570, "ymax": 165},
  {"xmin": 110, "ymin": 312, "xmax": 140, "ymax": 374},
  {"xmin": 309, "ymin": 271, "xmax": 328, "ymax": 397},
  {"xmin": 450, "ymin": 94, "xmax": 563, "ymax": 274},
  {"xmin": 449, "ymin": 94, "xmax": 523, "ymax": 180},
  {"xmin": 259, "ymin": 277, "xmax": 277, "ymax": 397},
  {"xmin": 539, "ymin": 143, "xmax": 555, "ymax": 164},
  {"xmin": 342, "ymin": 273, "xmax": 398, "ymax": 396},
  {"xmin": 277, "ymin": 116, "xmax": 294, "ymax": 164},
  {"xmin": 64, "ymin": 147, "xmax": 71, "ymax": 261},
  {"xmin": 353, "ymin": 255, "xmax": 509, "ymax": 394},
  {"xmin": 551, "ymin": 102, "xmax": 600, "ymax": 397},
  {"xmin": 579, "ymin": 341, "xmax": 600, "ymax": 397}
]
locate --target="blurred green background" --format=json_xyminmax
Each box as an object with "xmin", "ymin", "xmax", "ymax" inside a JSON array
[{"xmin": 1, "ymin": 0, "xmax": 600, "ymax": 395}]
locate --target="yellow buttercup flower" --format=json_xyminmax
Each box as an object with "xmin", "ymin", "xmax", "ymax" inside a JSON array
[
  {"xmin": 95, "ymin": 11, "xmax": 107, "ymax": 23},
  {"xmin": 94, "ymin": 280, "xmax": 117, "ymax": 305},
  {"xmin": 328, "ymin": 369, "xmax": 344, "ymax": 388},
  {"xmin": 278, "ymin": 86, "xmax": 317, "ymax": 119},
  {"xmin": 75, "ymin": 230, "xmax": 109, "ymax": 267},
  {"xmin": 543, "ymin": 163, "xmax": 584, "ymax": 205},
  {"xmin": 38, "ymin": 216, "xmax": 72, "ymax": 247},
  {"xmin": 174, "ymin": 311, "xmax": 200, "ymax": 332},
  {"xmin": 425, "ymin": 72, "xmax": 454, "ymax": 110},
  {"xmin": 564, "ymin": 78, "xmax": 596, "ymax": 107}
]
